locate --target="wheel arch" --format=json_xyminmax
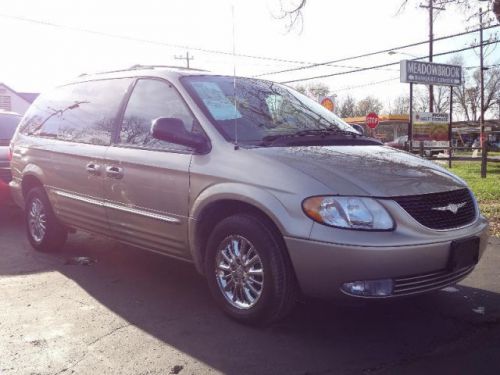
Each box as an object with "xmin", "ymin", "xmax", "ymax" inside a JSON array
[
  {"xmin": 21, "ymin": 173, "xmax": 45, "ymax": 198},
  {"xmin": 189, "ymin": 184, "xmax": 294, "ymax": 275}
]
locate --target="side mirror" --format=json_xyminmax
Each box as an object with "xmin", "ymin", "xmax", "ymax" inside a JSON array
[
  {"xmin": 151, "ymin": 117, "xmax": 209, "ymax": 153},
  {"xmin": 351, "ymin": 124, "xmax": 364, "ymax": 135}
]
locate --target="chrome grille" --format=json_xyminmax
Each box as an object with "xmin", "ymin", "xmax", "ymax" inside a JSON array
[
  {"xmin": 393, "ymin": 266, "xmax": 474, "ymax": 295},
  {"xmin": 393, "ymin": 188, "xmax": 476, "ymax": 230}
]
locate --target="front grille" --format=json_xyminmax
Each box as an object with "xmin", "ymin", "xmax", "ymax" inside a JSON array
[
  {"xmin": 393, "ymin": 188, "xmax": 476, "ymax": 230},
  {"xmin": 393, "ymin": 266, "xmax": 474, "ymax": 295}
]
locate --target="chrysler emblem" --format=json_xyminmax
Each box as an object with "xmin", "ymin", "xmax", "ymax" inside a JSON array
[{"xmin": 432, "ymin": 202, "xmax": 467, "ymax": 214}]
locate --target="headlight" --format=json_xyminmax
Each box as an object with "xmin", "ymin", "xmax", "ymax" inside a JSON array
[{"xmin": 302, "ymin": 196, "xmax": 394, "ymax": 230}]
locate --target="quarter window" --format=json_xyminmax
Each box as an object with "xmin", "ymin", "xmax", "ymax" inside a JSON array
[
  {"xmin": 19, "ymin": 79, "xmax": 132, "ymax": 145},
  {"xmin": 119, "ymin": 79, "xmax": 199, "ymax": 151}
]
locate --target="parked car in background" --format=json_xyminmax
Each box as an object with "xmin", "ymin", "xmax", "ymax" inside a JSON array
[
  {"xmin": 385, "ymin": 135, "xmax": 407, "ymax": 151},
  {"xmin": 0, "ymin": 111, "xmax": 21, "ymax": 204},
  {"xmin": 9, "ymin": 66, "xmax": 489, "ymax": 324},
  {"xmin": 385, "ymin": 135, "xmax": 447, "ymax": 156},
  {"xmin": 487, "ymin": 140, "xmax": 500, "ymax": 152}
]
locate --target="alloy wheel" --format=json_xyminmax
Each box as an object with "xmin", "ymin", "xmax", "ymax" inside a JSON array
[{"xmin": 215, "ymin": 235, "xmax": 265, "ymax": 309}]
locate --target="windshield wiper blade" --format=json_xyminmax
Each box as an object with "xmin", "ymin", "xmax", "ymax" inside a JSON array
[
  {"xmin": 261, "ymin": 127, "xmax": 359, "ymax": 144},
  {"xmin": 294, "ymin": 128, "xmax": 360, "ymax": 137}
]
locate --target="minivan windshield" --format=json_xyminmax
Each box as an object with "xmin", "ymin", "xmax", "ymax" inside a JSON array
[
  {"xmin": 182, "ymin": 75, "xmax": 359, "ymax": 145},
  {"xmin": 0, "ymin": 113, "xmax": 21, "ymax": 141}
]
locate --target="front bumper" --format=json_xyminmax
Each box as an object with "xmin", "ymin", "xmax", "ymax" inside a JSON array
[{"xmin": 285, "ymin": 217, "xmax": 489, "ymax": 299}]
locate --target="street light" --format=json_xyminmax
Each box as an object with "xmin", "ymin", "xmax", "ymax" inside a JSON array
[{"xmin": 388, "ymin": 51, "xmax": 418, "ymax": 58}]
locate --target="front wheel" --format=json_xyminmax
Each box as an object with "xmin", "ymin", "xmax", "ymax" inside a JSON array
[
  {"xmin": 205, "ymin": 214, "xmax": 297, "ymax": 325},
  {"xmin": 25, "ymin": 187, "xmax": 67, "ymax": 252}
]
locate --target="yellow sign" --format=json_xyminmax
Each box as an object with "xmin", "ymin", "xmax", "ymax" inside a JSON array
[
  {"xmin": 413, "ymin": 112, "xmax": 449, "ymax": 146},
  {"xmin": 320, "ymin": 97, "xmax": 334, "ymax": 112}
]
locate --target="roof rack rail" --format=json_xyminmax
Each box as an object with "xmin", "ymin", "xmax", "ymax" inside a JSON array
[
  {"xmin": 78, "ymin": 64, "xmax": 208, "ymax": 77},
  {"xmin": 128, "ymin": 64, "xmax": 207, "ymax": 72}
]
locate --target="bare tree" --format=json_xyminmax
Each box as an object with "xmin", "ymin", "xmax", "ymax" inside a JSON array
[
  {"xmin": 294, "ymin": 84, "xmax": 307, "ymax": 95},
  {"xmin": 410, "ymin": 85, "xmax": 451, "ymax": 113},
  {"xmin": 354, "ymin": 96, "xmax": 383, "ymax": 116},
  {"xmin": 454, "ymin": 65, "xmax": 500, "ymax": 121},
  {"xmin": 398, "ymin": 0, "xmax": 498, "ymax": 26},
  {"xmin": 338, "ymin": 95, "xmax": 357, "ymax": 118},
  {"xmin": 272, "ymin": 0, "xmax": 307, "ymax": 32},
  {"xmin": 292, "ymin": 82, "xmax": 330, "ymax": 99},
  {"xmin": 390, "ymin": 95, "xmax": 411, "ymax": 114}
]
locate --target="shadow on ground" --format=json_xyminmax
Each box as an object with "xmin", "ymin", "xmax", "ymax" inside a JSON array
[{"xmin": 1, "ymin": 205, "xmax": 499, "ymax": 374}]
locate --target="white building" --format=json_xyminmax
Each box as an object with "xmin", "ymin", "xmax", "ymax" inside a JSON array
[{"xmin": 0, "ymin": 83, "xmax": 38, "ymax": 115}]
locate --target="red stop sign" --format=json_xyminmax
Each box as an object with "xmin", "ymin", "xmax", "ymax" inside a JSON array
[{"xmin": 365, "ymin": 112, "xmax": 379, "ymax": 129}]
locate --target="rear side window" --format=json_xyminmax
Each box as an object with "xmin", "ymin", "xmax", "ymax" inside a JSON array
[
  {"xmin": 118, "ymin": 79, "xmax": 200, "ymax": 152},
  {"xmin": 0, "ymin": 114, "xmax": 21, "ymax": 141},
  {"xmin": 19, "ymin": 79, "xmax": 132, "ymax": 145}
]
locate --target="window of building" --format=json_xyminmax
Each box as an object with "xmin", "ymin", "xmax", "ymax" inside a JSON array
[{"xmin": 0, "ymin": 95, "xmax": 11, "ymax": 111}]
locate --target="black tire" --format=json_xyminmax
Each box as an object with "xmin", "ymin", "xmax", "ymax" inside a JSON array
[
  {"xmin": 205, "ymin": 214, "xmax": 297, "ymax": 325},
  {"xmin": 25, "ymin": 187, "xmax": 67, "ymax": 252}
]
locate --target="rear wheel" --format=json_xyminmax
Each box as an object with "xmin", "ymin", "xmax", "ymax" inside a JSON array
[
  {"xmin": 25, "ymin": 187, "xmax": 67, "ymax": 252},
  {"xmin": 205, "ymin": 214, "xmax": 297, "ymax": 325}
]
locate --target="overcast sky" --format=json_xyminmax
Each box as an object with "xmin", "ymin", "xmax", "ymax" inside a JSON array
[{"xmin": 0, "ymin": 0, "xmax": 498, "ymax": 108}]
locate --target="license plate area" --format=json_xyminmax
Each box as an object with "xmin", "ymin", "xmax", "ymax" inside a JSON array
[{"xmin": 447, "ymin": 237, "xmax": 479, "ymax": 272}]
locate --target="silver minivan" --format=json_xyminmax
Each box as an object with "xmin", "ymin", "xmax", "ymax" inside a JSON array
[{"xmin": 9, "ymin": 66, "xmax": 489, "ymax": 324}]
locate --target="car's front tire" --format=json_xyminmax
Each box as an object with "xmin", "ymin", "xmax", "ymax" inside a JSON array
[
  {"xmin": 25, "ymin": 187, "xmax": 67, "ymax": 252},
  {"xmin": 205, "ymin": 214, "xmax": 297, "ymax": 325}
]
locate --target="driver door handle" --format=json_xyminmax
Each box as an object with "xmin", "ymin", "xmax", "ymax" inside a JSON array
[
  {"xmin": 86, "ymin": 162, "xmax": 101, "ymax": 176},
  {"xmin": 105, "ymin": 165, "xmax": 124, "ymax": 179}
]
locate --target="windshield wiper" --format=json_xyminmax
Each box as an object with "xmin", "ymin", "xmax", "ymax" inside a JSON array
[
  {"xmin": 259, "ymin": 127, "xmax": 382, "ymax": 147},
  {"xmin": 261, "ymin": 127, "xmax": 361, "ymax": 144},
  {"xmin": 294, "ymin": 128, "xmax": 360, "ymax": 137}
]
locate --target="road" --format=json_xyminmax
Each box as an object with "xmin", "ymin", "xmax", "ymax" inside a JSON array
[{"xmin": 1, "ymin": 205, "xmax": 500, "ymax": 375}]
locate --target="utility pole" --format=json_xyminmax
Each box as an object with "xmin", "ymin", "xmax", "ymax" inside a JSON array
[
  {"xmin": 420, "ymin": 0, "xmax": 445, "ymax": 112},
  {"xmin": 479, "ymin": 7, "xmax": 487, "ymax": 178},
  {"xmin": 175, "ymin": 52, "xmax": 194, "ymax": 69}
]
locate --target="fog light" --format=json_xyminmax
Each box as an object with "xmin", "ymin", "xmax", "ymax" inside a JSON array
[{"xmin": 342, "ymin": 279, "xmax": 393, "ymax": 297}]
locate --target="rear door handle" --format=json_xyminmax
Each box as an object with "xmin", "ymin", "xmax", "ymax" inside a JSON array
[
  {"xmin": 106, "ymin": 166, "xmax": 124, "ymax": 179},
  {"xmin": 86, "ymin": 162, "xmax": 101, "ymax": 176}
]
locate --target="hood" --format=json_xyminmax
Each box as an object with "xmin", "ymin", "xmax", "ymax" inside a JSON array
[{"xmin": 250, "ymin": 145, "xmax": 465, "ymax": 197}]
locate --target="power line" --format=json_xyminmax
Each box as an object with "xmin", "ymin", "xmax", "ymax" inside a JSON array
[
  {"xmin": 280, "ymin": 39, "xmax": 500, "ymax": 84},
  {"xmin": 255, "ymin": 24, "xmax": 500, "ymax": 78},
  {"xmin": 0, "ymin": 13, "xmax": 311, "ymax": 65},
  {"xmin": 0, "ymin": 12, "xmax": 400, "ymax": 70},
  {"xmin": 332, "ymin": 77, "xmax": 400, "ymax": 93},
  {"xmin": 1, "ymin": 12, "xmax": 498, "ymax": 73}
]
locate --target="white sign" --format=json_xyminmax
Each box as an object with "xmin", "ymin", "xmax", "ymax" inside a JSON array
[
  {"xmin": 401, "ymin": 60, "xmax": 462, "ymax": 86},
  {"xmin": 413, "ymin": 112, "xmax": 450, "ymax": 147}
]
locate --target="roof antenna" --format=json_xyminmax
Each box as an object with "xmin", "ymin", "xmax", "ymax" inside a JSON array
[{"xmin": 231, "ymin": 3, "xmax": 239, "ymax": 150}]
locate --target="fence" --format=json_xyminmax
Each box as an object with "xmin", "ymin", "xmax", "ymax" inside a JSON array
[{"xmin": 405, "ymin": 143, "xmax": 500, "ymax": 176}]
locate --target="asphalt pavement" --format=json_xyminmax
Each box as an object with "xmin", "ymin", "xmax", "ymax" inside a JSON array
[{"xmin": 1, "ymin": 205, "xmax": 499, "ymax": 375}]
